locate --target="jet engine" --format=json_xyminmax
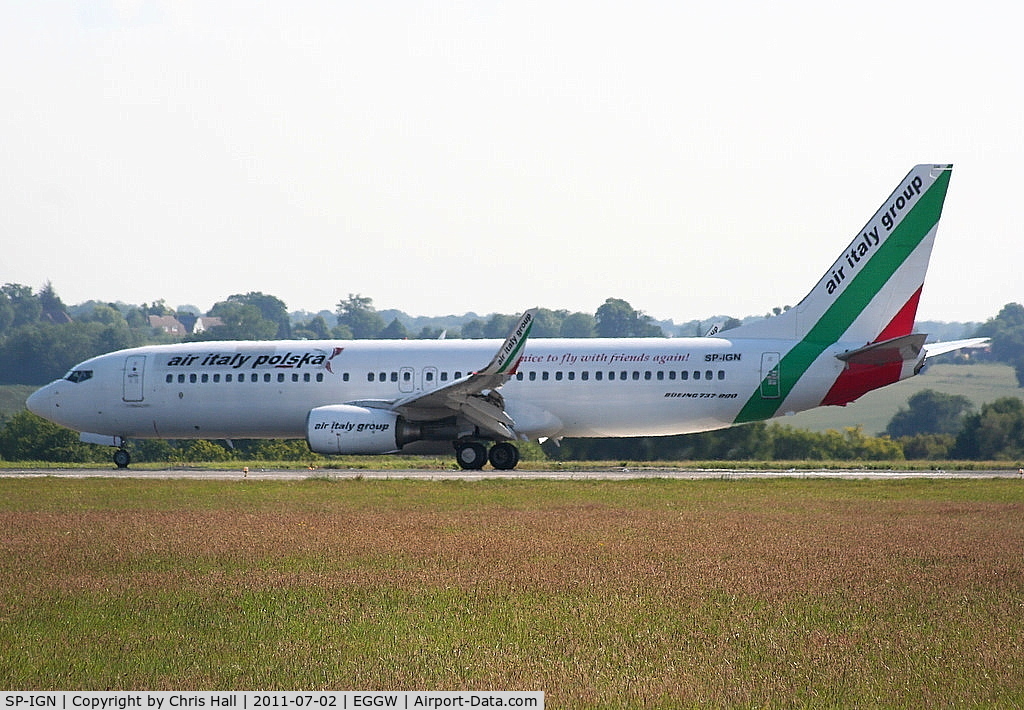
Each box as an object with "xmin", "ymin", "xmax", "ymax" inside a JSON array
[{"xmin": 306, "ymin": 404, "xmax": 462, "ymax": 455}]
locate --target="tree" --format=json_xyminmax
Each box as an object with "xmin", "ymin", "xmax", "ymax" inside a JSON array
[
  {"xmin": 0, "ymin": 321, "xmax": 137, "ymax": 385},
  {"xmin": 223, "ymin": 292, "xmax": 291, "ymax": 338},
  {"xmin": 1, "ymin": 284, "xmax": 42, "ymax": 327},
  {"xmin": 293, "ymin": 314, "xmax": 331, "ymax": 340},
  {"xmin": 595, "ymin": 298, "xmax": 663, "ymax": 338},
  {"xmin": 336, "ymin": 294, "xmax": 385, "ymax": 339},
  {"xmin": 203, "ymin": 302, "xmax": 279, "ymax": 340},
  {"xmin": 560, "ymin": 312, "xmax": 596, "ymax": 338},
  {"xmin": 483, "ymin": 314, "xmax": 517, "ymax": 339},
  {"xmin": 529, "ymin": 309, "xmax": 564, "ymax": 338},
  {"xmin": 975, "ymin": 303, "xmax": 1024, "ymax": 386},
  {"xmin": 38, "ymin": 281, "xmax": 68, "ymax": 322},
  {"xmin": 380, "ymin": 318, "xmax": 409, "ymax": 339},
  {"xmin": 460, "ymin": 319, "xmax": 485, "ymax": 339},
  {"xmin": 885, "ymin": 389, "xmax": 973, "ymax": 438},
  {"xmin": 953, "ymin": 397, "xmax": 1024, "ymax": 460},
  {"xmin": 0, "ymin": 290, "xmax": 13, "ymax": 335}
]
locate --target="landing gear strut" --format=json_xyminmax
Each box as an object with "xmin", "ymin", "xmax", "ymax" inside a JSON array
[
  {"xmin": 113, "ymin": 448, "xmax": 131, "ymax": 469},
  {"xmin": 454, "ymin": 440, "xmax": 521, "ymax": 471}
]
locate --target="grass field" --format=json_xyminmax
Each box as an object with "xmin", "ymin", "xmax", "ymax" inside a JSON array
[{"xmin": 2, "ymin": 477, "xmax": 1023, "ymax": 707}]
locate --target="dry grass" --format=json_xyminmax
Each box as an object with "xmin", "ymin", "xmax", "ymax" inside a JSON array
[{"xmin": 1, "ymin": 478, "xmax": 1023, "ymax": 707}]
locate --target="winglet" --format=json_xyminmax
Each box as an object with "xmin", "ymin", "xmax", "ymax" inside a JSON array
[{"xmin": 477, "ymin": 308, "xmax": 537, "ymax": 376}]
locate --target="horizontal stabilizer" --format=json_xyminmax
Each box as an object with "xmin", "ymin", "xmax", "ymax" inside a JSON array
[
  {"xmin": 836, "ymin": 334, "xmax": 927, "ymax": 365},
  {"xmin": 923, "ymin": 337, "xmax": 990, "ymax": 359}
]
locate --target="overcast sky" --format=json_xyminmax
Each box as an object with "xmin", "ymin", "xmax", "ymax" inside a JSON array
[{"xmin": 2, "ymin": 1, "xmax": 1019, "ymax": 324}]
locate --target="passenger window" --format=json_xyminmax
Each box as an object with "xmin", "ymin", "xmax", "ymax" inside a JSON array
[
  {"xmin": 529, "ymin": 371, "xmax": 537, "ymax": 381},
  {"xmin": 440, "ymin": 372, "xmax": 448, "ymax": 382},
  {"xmin": 693, "ymin": 371, "xmax": 701, "ymax": 380},
  {"xmin": 669, "ymin": 371, "xmax": 676, "ymax": 380},
  {"xmin": 404, "ymin": 371, "xmax": 413, "ymax": 382},
  {"xmin": 426, "ymin": 371, "xmax": 434, "ymax": 382},
  {"xmin": 166, "ymin": 374, "xmax": 173, "ymax": 384},
  {"xmin": 368, "ymin": 372, "xmax": 375, "ymax": 382},
  {"xmin": 657, "ymin": 371, "xmax": 664, "ymax": 381},
  {"xmin": 542, "ymin": 371, "xmax": 549, "ymax": 381},
  {"xmin": 213, "ymin": 374, "xmax": 221, "ymax": 383},
  {"xmin": 516, "ymin": 372, "xmax": 524, "ymax": 381},
  {"xmin": 644, "ymin": 371, "xmax": 652, "ymax": 381},
  {"xmin": 291, "ymin": 373, "xmax": 298, "ymax": 382},
  {"xmin": 568, "ymin": 371, "xmax": 575, "ymax": 381},
  {"xmin": 581, "ymin": 371, "xmax": 588, "ymax": 381},
  {"xmin": 277, "ymin": 373, "xmax": 285, "ymax": 383},
  {"xmin": 705, "ymin": 370, "xmax": 713, "ymax": 380},
  {"xmin": 681, "ymin": 371, "xmax": 689, "ymax": 381},
  {"xmin": 251, "ymin": 374, "xmax": 258, "ymax": 382},
  {"xmin": 189, "ymin": 374, "xmax": 197, "ymax": 383},
  {"xmin": 454, "ymin": 371, "xmax": 463, "ymax": 379},
  {"xmin": 621, "ymin": 371, "xmax": 628, "ymax": 380},
  {"xmin": 264, "ymin": 373, "xmax": 272, "ymax": 383},
  {"xmin": 595, "ymin": 371, "xmax": 603, "ymax": 381},
  {"xmin": 226, "ymin": 374, "xmax": 233, "ymax": 383},
  {"xmin": 316, "ymin": 373, "xmax": 324, "ymax": 382},
  {"xmin": 201, "ymin": 374, "xmax": 209, "ymax": 383},
  {"xmin": 390, "ymin": 372, "xmax": 398, "ymax": 382},
  {"xmin": 304, "ymin": 373, "xmax": 311, "ymax": 382},
  {"xmin": 718, "ymin": 370, "xmax": 725, "ymax": 380}
]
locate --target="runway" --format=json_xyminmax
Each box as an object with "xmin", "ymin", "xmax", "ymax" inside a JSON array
[{"xmin": 0, "ymin": 467, "xmax": 1019, "ymax": 480}]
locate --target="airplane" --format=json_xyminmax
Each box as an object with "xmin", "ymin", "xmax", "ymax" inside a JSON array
[{"xmin": 27, "ymin": 164, "xmax": 987, "ymax": 470}]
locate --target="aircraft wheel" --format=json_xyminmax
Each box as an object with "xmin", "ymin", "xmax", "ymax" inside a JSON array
[
  {"xmin": 488, "ymin": 442, "xmax": 520, "ymax": 471},
  {"xmin": 455, "ymin": 441, "xmax": 487, "ymax": 470},
  {"xmin": 113, "ymin": 449, "xmax": 131, "ymax": 469}
]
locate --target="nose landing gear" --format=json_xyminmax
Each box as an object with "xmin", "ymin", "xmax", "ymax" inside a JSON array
[{"xmin": 113, "ymin": 448, "xmax": 131, "ymax": 469}]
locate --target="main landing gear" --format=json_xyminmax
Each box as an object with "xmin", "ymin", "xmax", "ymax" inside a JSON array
[{"xmin": 454, "ymin": 440, "xmax": 520, "ymax": 471}]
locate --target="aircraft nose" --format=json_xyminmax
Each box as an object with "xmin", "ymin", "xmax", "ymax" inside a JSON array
[{"xmin": 26, "ymin": 384, "xmax": 56, "ymax": 419}]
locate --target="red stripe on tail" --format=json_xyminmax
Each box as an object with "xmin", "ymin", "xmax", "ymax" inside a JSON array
[{"xmin": 820, "ymin": 288, "xmax": 923, "ymax": 406}]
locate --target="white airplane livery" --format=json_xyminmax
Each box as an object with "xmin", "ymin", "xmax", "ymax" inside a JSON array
[{"xmin": 28, "ymin": 164, "xmax": 984, "ymax": 470}]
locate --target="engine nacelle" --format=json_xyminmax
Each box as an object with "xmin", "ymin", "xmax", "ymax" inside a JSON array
[{"xmin": 306, "ymin": 405, "xmax": 403, "ymax": 455}]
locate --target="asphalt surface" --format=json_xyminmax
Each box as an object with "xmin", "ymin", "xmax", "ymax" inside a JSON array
[{"xmin": 1, "ymin": 467, "xmax": 1019, "ymax": 480}]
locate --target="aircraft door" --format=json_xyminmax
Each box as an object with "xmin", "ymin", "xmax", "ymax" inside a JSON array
[
  {"xmin": 123, "ymin": 355, "xmax": 146, "ymax": 402},
  {"xmin": 422, "ymin": 367, "xmax": 438, "ymax": 391},
  {"xmin": 760, "ymin": 352, "xmax": 781, "ymax": 399},
  {"xmin": 399, "ymin": 367, "xmax": 415, "ymax": 393}
]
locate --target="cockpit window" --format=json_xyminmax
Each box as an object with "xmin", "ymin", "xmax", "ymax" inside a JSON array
[{"xmin": 64, "ymin": 370, "xmax": 93, "ymax": 383}]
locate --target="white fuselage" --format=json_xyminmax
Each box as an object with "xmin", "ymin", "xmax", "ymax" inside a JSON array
[{"xmin": 26, "ymin": 335, "xmax": 852, "ymax": 444}]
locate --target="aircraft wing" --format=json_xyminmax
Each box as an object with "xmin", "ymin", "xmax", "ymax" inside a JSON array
[{"xmin": 387, "ymin": 309, "xmax": 537, "ymax": 438}]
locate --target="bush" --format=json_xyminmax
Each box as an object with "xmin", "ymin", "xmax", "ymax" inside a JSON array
[{"xmin": 0, "ymin": 410, "xmax": 107, "ymax": 462}]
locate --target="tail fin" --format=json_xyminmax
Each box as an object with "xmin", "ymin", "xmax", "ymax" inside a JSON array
[{"xmin": 727, "ymin": 164, "xmax": 953, "ymax": 344}]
